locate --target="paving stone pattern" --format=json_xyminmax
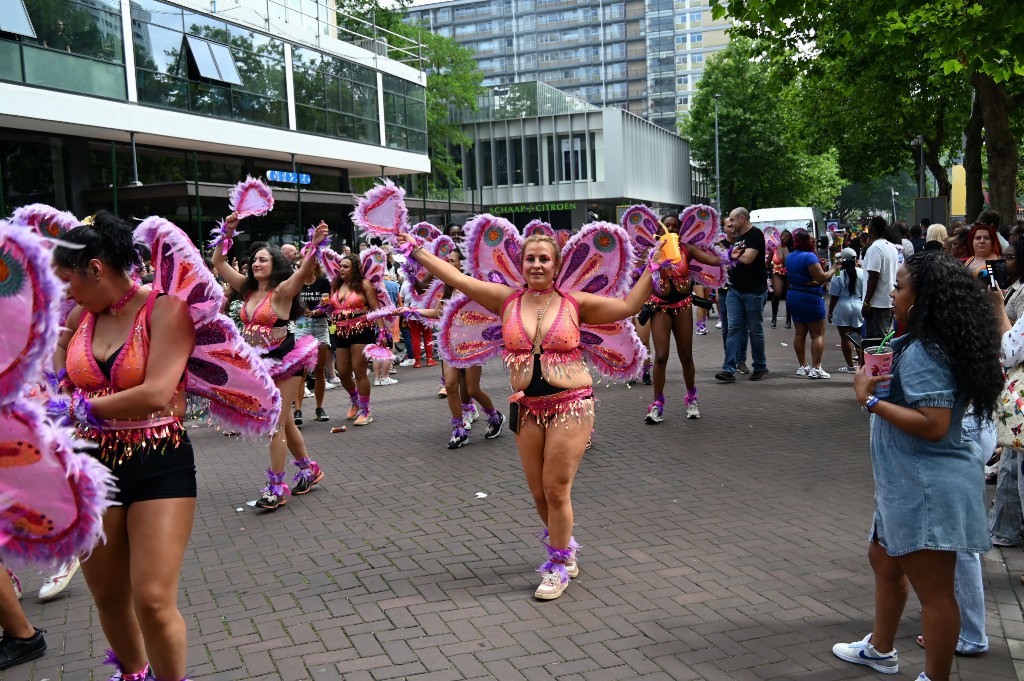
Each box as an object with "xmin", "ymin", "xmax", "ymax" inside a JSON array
[{"xmin": 8, "ymin": 321, "xmax": 1024, "ymax": 680}]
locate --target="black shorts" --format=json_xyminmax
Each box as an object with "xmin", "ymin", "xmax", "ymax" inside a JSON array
[
  {"xmin": 104, "ymin": 434, "xmax": 197, "ymax": 506},
  {"xmin": 332, "ymin": 327, "xmax": 376, "ymax": 349}
]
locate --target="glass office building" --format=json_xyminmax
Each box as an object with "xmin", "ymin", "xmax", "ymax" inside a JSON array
[
  {"xmin": 406, "ymin": 0, "xmax": 730, "ymax": 132},
  {"xmin": 0, "ymin": 0, "xmax": 430, "ymax": 246}
]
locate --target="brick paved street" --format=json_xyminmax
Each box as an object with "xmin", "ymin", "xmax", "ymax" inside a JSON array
[{"xmin": 7, "ymin": 318, "xmax": 1024, "ymax": 680}]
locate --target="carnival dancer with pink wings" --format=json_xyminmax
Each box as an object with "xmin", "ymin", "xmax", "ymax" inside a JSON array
[
  {"xmin": 211, "ymin": 214, "xmax": 327, "ymax": 510},
  {"xmin": 0, "ymin": 218, "xmax": 119, "ymax": 670},
  {"xmin": 46, "ymin": 206, "xmax": 277, "ymax": 681},
  {"xmin": 397, "ymin": 215, "xmax": 661, "ymax": 601},
  {"xmin": 619, "ymin": 204, "xmax": 726, "ymax": 424}
]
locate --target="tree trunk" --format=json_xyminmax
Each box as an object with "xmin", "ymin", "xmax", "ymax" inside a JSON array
[
  {"xmin": 972, "ymin": 72, "xmax": 1018, "ymax": 226},
  {"xmin": 964, "ymin": 91, "xmax": 985, "ymax": 222}
]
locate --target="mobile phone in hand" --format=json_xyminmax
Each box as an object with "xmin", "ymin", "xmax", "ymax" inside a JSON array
[{"xmin": 987, "ymin": 259, "xmax": 1010, "ymax": 289}]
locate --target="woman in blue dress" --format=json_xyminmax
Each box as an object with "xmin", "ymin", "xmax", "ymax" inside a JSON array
[
  {"xmin": 833, "ymin": 251, "xmax": 1003, "ymax": 681},
  {"xmin": 784, "ymin": 229, "xmax": 839, "ymax": 378}
]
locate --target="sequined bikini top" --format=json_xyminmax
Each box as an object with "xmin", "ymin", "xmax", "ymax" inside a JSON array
[
  {"xmin": 241, "ymin": 291, "xmax": 289, "ymax": 349},
  {"xmin": 501, "ymin": 290, "xmax": 581, "ymax": 355},
  {"xmin": 66, "ymin": 289, "xmax": 160, "ymax": 393},
  {"xmin": 330, "ymin": 289, "xmax": 368, "ymax": 314}
]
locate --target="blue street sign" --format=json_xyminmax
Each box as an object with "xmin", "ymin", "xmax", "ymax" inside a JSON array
[{"xmin": 267, "ymin": 169, "xmax": 311, "ymax": 185}]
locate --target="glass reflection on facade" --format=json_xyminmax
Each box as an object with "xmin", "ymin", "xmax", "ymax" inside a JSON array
[
  {"xmin": 0, "ymin": 0, "xmax": 126, "ymax": 98},
  {"xmin": 382, "ymin": 74, "xmax": 427, "ymax": 153},
  {"xmin": 131, "ymin": 0, "xmax": 287, "ymax": 127},
  {"xmin": 292, "ymin": 47, "xmax": 380, "ymax": 145}
]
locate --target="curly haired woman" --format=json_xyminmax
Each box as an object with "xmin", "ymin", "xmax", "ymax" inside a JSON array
[{"xmin": 833, "ymin": 252, "xmax": 1003, "ymax": 681}]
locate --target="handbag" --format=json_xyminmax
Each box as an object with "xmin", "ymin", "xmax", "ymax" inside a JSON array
[
  {"xmin": 996, "ymin": 363, "xmax": 1024, "ymax": 448},
  {"xmin": 637, "ymin": 302, "xmax": 655, "ymax": 326}
]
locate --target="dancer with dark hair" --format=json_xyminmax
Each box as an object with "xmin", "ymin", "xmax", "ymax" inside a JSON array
[
  {"xmin": 644, "ymin": 213, "xmax": 722, "ymax": 423},
  {"xmin": 327, "ymin": 252, "xmax": 386, "ymax": 426},
  {"xmin": 212, "ymin": 215, "xmax": 328, "ymax": 510},
  {"xmin": 833, "ymin": 252, "xmax": 1003, "ymax": 681},
  {"xmin": 770, "ymin": 229, "xmax": 793, "ymax": 328},
  {"xmin": 403, "ymin": 246, "xmax": 505, "ymax": 448},
  {"xmin": 53, "ymin": 210, "xmax": 197, "ymax": 681}
]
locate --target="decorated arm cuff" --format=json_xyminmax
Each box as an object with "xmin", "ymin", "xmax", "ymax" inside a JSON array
[
  {"xmin": 208, "ymin": 221, "xmax": 240, "ymax": 256},
  {"xmin": 399, "ymin": 236, "xmax": 426, "ymax": 257}
]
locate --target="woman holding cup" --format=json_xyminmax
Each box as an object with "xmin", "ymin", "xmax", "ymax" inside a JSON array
[{"xmin": 833, "ymin": 252, "xmax": 1003, "ymax": 681}]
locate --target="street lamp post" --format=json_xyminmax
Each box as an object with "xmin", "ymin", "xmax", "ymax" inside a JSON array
[
  {"xmin": 714, "ymin": 94, "xmax": 721, "ymax": 215},
  {"xmin": 911, "ymin": 135, "xmax": 926, "ymax": 197},
  {"xmin": 890, "ymin": 188, "xmax": 899, "ymax": 222}
]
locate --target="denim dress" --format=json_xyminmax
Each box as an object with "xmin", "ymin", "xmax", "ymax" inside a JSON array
[{"xmin": 869, "ymin": 336, "xmax": 990, "ymax": 556}]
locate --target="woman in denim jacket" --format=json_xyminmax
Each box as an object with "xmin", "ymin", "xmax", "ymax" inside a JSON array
[{"xmin": 832, "ymin": 252, "xmax": 1003, "ymax": 681}]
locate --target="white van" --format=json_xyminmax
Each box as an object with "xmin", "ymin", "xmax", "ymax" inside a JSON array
[{"xmin": 749, "ymin": 207, "xmax": 828, "ymax": 246}]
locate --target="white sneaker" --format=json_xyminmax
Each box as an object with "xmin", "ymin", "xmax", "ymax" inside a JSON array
[
  {"xmin": 809, "ymin": 367, "xmax": 831, "ymax": 379},
  {"xmin": 303, "ymin": 387, "xmax": 314, "ymax": 398},
  {"xmin": 329, "ymin": 377, "xmax": 342, "ymax": 384},
  {"xmin": 373, "ymin": 378, "xmax": 382, "ymax": 386},
  {"xmin": 686, "ymin": 401, "xmax": 701, "ymax": 419},
  {"xmin": 399, "ymin": 358, "xmax": 416, "ymax": 367},
  {"xmin": 534, "ymin": 569, "xmax": 569, "ymax": 600},
  {"xmin": 645, "ymin": 403, "xmax": 664, "ymax": 424},
  {"xmin": 38, "ymin": 558, "xmax": 80, "ymax": 601},
  {"xmin": 380, "ymin": 377, "xmax": 398, "ymax": 385},
  {"xmin": 832, "ymin": 633, "xmax": 898, "ymax": 674},
  {"xmin": 837, "ymin": 365, "xmax": 857, "ymax": 374},
  {"xmin": 565, "ymin": 555, "xmax": 580, "ymax": 578},
  {"xmin": 795, "ymin": 366, "xmax": 810, "ymax": 377},
  {"xmin": 715, "ymin": 320, "xmax": 722, "ymax": 328},
  {"xmin": 323, "ymin": 381, "xmax": 337, "ymax": 390}
]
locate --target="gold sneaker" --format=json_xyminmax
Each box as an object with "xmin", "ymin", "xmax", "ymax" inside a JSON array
[
  {"xmin": 346, "ymin": 403, "xmax": 359, "ymax": 420},
  {"xmin": 353, "ymin": 411, "xmax": 373, "ymax": 426}
]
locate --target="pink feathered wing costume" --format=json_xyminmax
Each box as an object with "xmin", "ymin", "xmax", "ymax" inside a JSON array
[
  {"xmin": 133, "ymin": 216, "xmax": 282, "ymax": 435},
  {"xmin": 438, "ymin": 214, "xmax": 647, "ymax": 381},
  {"xmin": 0, "ymin": 220, "xmax": 117, "ymax": 569}
]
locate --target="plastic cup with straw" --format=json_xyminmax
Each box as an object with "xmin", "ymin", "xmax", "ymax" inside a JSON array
[
  {"xmin": 657, "ymin": 221, "xmax": 682, "ymax": 264},
  {"xmin": 864, "ymin": 329, "xmax": 896, "ymax": 397}
]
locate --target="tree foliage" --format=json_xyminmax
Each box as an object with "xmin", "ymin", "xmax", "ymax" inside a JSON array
[
  {"xmin": 336, "ymin": 0, "xmax": 485, "ymax": 195},
  {"xmin": 397, "ymin": 22, "xmax": 483, "ymax": 192},
  {"xmin": 679, "ymin": 36, "xmax": 843, "ymax": 212},
  {"xmin": 710, "ymin": 0, "xmax": 1022, "ymax": 223}
]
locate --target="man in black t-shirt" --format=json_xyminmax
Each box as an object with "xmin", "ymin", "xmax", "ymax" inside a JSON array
[{"xmin": 716, "ymin": 207, "xmax": 769, "ymax": 382}]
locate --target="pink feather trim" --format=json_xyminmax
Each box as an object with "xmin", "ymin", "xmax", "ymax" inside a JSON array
[
  {"xmin": 208, "ymin": 220, "xmax": 239, "ymax": 256},
  {"xmin": 363, "ymin": 343, "xmax": 396, "ymax": 363},
  {"xmin": 367, "ymin": 304, "xmax": 397, "ymax": 321},
  {"xmin": 264, "ymin": 335, "xmax": 318, "ymax": 381},
  {"xmin": 9, "ymin": 203, "xmax": 81, "ymax": 240},
  {"xmin": 229, "ymin": 176, "xmax": 275, "ymax": 219},
  {"xmin": 352, "ymin": 179, "xmax": 408, "ymax": 241}
]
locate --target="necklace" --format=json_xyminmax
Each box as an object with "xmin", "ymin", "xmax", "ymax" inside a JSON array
[
  {"xmin": 106, "ymin": 280, "xmax": 140, "ymax": 316},
  {"xmin": 530, "ymin": 292, "xmax": 556, "ymax": 354}
]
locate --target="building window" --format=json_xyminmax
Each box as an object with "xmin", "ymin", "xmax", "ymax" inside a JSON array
[
  {"xmin": 689, "ymin": 11, "xmax": 702, "ymax": 27},
  {"xmin": 292, "ymin": 47, "xmax": 379, "ymax": 143},
  {"xmin": 183, "ymin": 35, "xmax": 241, "ymax": 85},
  {"xmin": 383, "ymin": 73, "xmax": 427, "ymax": 153},
  {"xmin": 0, "ymin": 0, "xmax": 37, "ymax": 38},
  {"xmin": 1, "ymin": 0, "xmax": 127, "ymax": 98},
  {"xmin": 690, "ymin": 32, "xmax": 703, "ymax": 47},
  {"xmin": 133, "ymin": 1, "xmax": 286, "ymax": 126}
]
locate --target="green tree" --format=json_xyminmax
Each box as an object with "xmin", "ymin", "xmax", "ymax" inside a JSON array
[
  {"xmin": 336, "ymin": 0, "xmax": 485, "ymax": 197},
  {"xmin": 680, "ymin": 36, "xmax": 842, "ymax": 211},
  {"xmin": 398, "ymin": 22, "xmax": 484, "ymax": 195},
  {"xmin": 711, "ymin": 0, "xmax": 1023, "ymax": 224}
]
